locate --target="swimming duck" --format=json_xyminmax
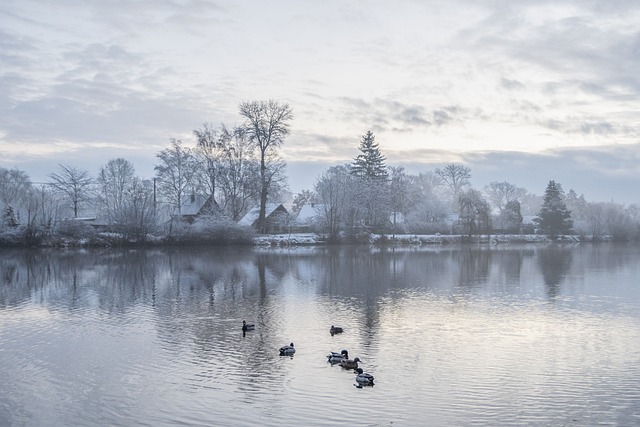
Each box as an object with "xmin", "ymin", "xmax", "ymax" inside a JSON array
[
  {"xmin": 242, "ymin": 320, "xmax": 255, "ymax": 333},
  {"xmin": 355, "ymin": 368, "xmax": 374, "ymax": 385},
  {"xmin": 330, "ymin": 325, "xmax": 344, "ymax": 335},
  {"xmin": 279, "ymin": 343, "xmax": 296, "ymax": 356},
  {"xmin": 339, "ymin": 357, "xmax": 361, "ymax": 370},
  {"xmin": 327, "ymin": 349, "xmax": 349, "ymax": 363}
]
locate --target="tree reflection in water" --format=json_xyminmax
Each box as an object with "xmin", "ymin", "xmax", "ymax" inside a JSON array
[{"xmin": 536, "ymin": 245, "xmax": 573, "ymax": 298}]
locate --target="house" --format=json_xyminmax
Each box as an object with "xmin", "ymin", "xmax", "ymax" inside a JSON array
[
  {"xmin": 293, "ymin": 203, "xmax": 325, "ymax": 232},
  {"xmin": 296, "ymin": 203, "xmax": 324, "ymax": 224},
  {"xmin": 175, "ymin": 194, "xmax": 221, "ymax": 224},
  {"xmin": 238, "ymin": 203, "xmax": 290, "ymax": 233}
]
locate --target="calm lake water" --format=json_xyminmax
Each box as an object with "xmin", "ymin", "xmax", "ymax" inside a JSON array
[{"xmin": 1, "ymin": 244, "xmax": 639, "ymax": 426}]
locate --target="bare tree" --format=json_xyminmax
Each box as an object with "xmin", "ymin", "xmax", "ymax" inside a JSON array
[
  {"xmin": 404, "ymin": 172, "xmax": 444, "ymax": 219},
  {"xmin": 97, "ymin": 158, "xmax": 136, "ymax": 224},
  {"xmin": 48, "ymin": 164, "xmax": 94, "ymax": 218},
  {"xmin": 154, "ymin": 138, "xmax": 198, "ymax": 214},
  {"xmin": 116, "ymin": 178, "xmax": 157, "ymax": 240},
  {"xmin": 315, "ymin": 165, "xmax": 353, "ymax": 239},
  {"xmin": 435, "ymin": 164, "xmax": 471, "ymax": 209},
  {"xmin": 459, "ymin": 188, "xmax": 491, "ymax": 238},
  {"xmin": 0, "ymin": 167, "xmax": 32, "ymax": 225},
  {"xmin": 193, "ymin": 123, "xmax": 226, "ymax": 201},
  {"xmin": 483, "ymin": 181, "xmax": 527, "ymax": 215},
  {"xmin": 216, "ymin": 126, "xmax": 260, "ymax": 221},
  {"xmin": 239, "ymin": 100, "xmax": 293, "ymax": 233},
  {"xmin": 30, "ymin": 185, "xmax": 61, "ymax": 230},
  {"xmin": 389, "ymin": 166, "xmax": 408, "ymax": 235}
]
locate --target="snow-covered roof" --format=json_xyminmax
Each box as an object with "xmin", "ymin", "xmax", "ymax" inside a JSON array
[
  {"xmin": 179, "ymin": 194, "xmax": 210, "ymax": 216},
  {"xmin": 296, "ymin": 203, "xmax": 324, "ymax": 224},
  {"xmin": 238, "ymin": 203, "xmax": 287, "ymax": 226}
]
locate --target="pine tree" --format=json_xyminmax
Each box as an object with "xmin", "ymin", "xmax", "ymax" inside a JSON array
[
  {"xmin": 351, "ymin": 131, "xmax": 388, "ymax": 181},
  {"xmin": 3, "ymin": 205, "xmax": 18, "ymax": 227},
  {"xmin": 534, "ymin": 180, "xmax": 573, "ymax": 238}
]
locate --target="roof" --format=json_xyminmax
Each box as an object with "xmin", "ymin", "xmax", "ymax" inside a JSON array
[
  {"xmin": 178, "ymin": 194, "xmax": 220, "ymax": 216},
  {"xmin": 296, "ymin": 203, "xmax": 324, "ymax": 224},
  {"xmin": 238, "ymin": 203, "xmax": 288, "ymax": 226}
]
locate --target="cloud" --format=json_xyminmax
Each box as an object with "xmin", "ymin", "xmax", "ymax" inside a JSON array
[
  {"xmin": 500, "ymin": 78, "xmax": 525, "ymax": 91},
  {"xmin": 2, "ymin": 0, "xmax": 640, "ymax": 205}
]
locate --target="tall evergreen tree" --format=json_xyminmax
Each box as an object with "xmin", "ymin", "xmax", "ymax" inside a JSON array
[
  {"xmin": 534, "ymin": 180, "xmax": 573, "ymax": 238},
  {"xmin": 351, "ymin": 131, "xmax": 388, "ymax": 181},
  {"xmin": 349, "ymin": 131, "xmax": 389, "ymax": 229}
]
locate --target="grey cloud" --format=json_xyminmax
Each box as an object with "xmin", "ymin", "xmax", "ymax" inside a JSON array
[
  {"xmin": 539, "ymin": 116, "xmax": 638, "ymax": 138},
  {"xmin": 398, "ymin": 106, "xmax": 430, "ymax": 126},
  {"xmin": 432, "ymin": 110, "xmax": 451, "ymax": 126},
  {"xmin": 578, "ymin": 121, "xmax": 615, "ymax": 136},
  {"xmin": 335, "ymin": 97, "xmax": 463, "ymax": 134},
  {"xmin": 500, "ymin": 78, "xmax": 525, "ymax": 90}
]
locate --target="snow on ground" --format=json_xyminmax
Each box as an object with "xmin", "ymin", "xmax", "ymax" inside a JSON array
[{"xmin": 252, "ymin": 233, "xmax": 579, "ymax": 246}]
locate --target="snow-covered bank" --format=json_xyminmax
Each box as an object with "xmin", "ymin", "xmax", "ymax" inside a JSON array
[{"xmin": 252, "ymin": 233, "xmax": 592, "ymax": 246}]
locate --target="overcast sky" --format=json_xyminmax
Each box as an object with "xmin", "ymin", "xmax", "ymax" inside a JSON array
[{"xmin": 1, "ymin": 0, "xmax": 639, "ymax": 203}]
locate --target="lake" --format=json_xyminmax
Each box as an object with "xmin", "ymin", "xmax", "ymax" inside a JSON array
[{"xmin": 1, "ymin": 244, "xmax": 639, "ymax": 426}]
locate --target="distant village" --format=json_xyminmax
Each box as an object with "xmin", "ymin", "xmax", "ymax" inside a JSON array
[{"xmin": 2, "ymin": 101, "xmax": 639, "ymax": 247}]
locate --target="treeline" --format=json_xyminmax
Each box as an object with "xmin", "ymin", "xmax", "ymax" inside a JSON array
[
  {"xmin": 308, "ymin": 133, "xmax": 639, "ymax": 242},
  {"xmin": 1, "ymin": 99, "xmax": 639, "ymax": 246}
]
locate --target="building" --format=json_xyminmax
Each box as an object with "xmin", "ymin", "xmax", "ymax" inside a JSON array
[{"xmin": 238, "ymin": 203, "xmax": 290, "ymax": 233}]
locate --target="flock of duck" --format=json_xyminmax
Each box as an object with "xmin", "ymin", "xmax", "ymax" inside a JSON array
[{"xmin": 242, "ymin": 321, "xmax": 375, "ymax": 387}]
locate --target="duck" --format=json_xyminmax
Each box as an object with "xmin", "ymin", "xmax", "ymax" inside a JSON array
[
  {"xmin": 330, "ymin": 325, "xmax": 344, "ymax": 335},
  {"xmin": 327, "ymin": 349, "xmax": 349, "ymax": 363},
  {"xmin": 279, "ymin": 343, "xmax": 296, "ymax": 356},
  {"xmin": 355, "ymin": 368, "xmax": 374, "ymax": 385},
  {"xmin": 242, "ymin": 320, "xmax": 255, "ymax": 333},
  {"xmin": 339, "ymin": 357, "xmax": 361, "ymax": 370}
]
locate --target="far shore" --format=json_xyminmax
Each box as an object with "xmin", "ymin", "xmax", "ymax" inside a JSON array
[
  {"xmin": 253, "ymin": 232, "xmax": 592, "ymax": 246},
  {"xmin": 0, "ymin": 231, "xmax": 618, "ymax": 249}
]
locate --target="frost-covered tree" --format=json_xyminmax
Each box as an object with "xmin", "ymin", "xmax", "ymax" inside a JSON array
[
  {"xmin": 534, "ymin": 180, "xmax": 573, "ymax": 238},
  {"xmin": 3, "ymin": 206, "xmax": 17, "ymax": 227},
  {"xmin": 458, "ymin": 189, "xmax": 491, "ymax": 237},
  {"xmin": 116, "ymin": 178, "xmax": 157, "ymax": 240},
  {"xmin": 389, "ymin": 166, "xmax": 408, "ymax": 234},
  {"xmin": 350, "ymin": 131, "xmax": 389, "ymax": 229},
  {"xmin": 483, "ymin": 181, "xmax": 527, "ymax": 215},
  {"xmin": 216, "ymin": 126, "xmax": 260, "ymax": 221},
  {"xmin": 193, "ymin": 123, "xmax": 226, "ymax": 201},
  {"xmin": 315, "ymin": 165, "xmax": 355, "ymax": 238},
  {"xmin": 155, "ymin": 138, "xmax": 199, "ymax": 214},
  {"xmin": 48, "ymin": 164, "xmax": 94, "ymax": 218},
  {"xmin": 351, "ymin": 131, "xmax": 388, "ymax": 181},
  {"xmin": 97, "ymin": 158, "xmax": 136, "ymax": 224},
  {"xmin": 239, "ymin": 99, "xmax": 293, "ymax": 233},
  {"xmin": 564, "ymin": 189, "xmax": 588, "ymax": 221},
  {"xmin": 403, "ymin": 172, "xmax": 448, "ymax": 233},
  {"xmin": 499, "ymin": 200, "xmax": 523, "ymax": 233},
  {"xmin": 0, "ymin": 167, "xmax": 32, "ymax": 224},
  {"xmin": 291, "ymin": 189, "xmax": 315, "ymax": 215},
  {"xmin": 436, "ymin": 164, "xmax": 471, "ymax": 209}
]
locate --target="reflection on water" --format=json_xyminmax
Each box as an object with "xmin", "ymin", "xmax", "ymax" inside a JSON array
[
  {"xmin": 1, "ymin": 244, "xmax": 640, "ymax": 426},
  {"xmin": 538, "ymin": 245, "xmax": 574, "ymax": 298}
]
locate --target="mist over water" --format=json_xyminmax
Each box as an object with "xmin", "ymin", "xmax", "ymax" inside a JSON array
[{"xmin": 1, "ymin": 244, "xmax": 639, "ymax": 426}]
